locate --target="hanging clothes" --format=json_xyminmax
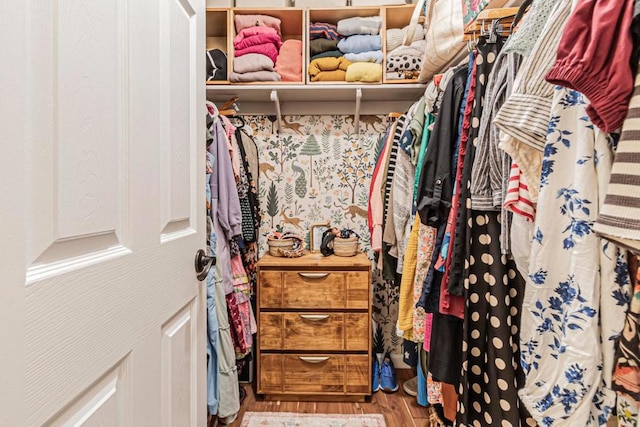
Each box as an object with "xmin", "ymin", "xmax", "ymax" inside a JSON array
[
  {"xmin": 453, "ymin": 35, "xmax": 536, "ymax": 425},
  {"xmin": 456, "ymin": 211, "xmax": 532, "ymax": 426},
  {"xmin": 594, "ymin": 60, "xmax": 640, "ymax": 254},
  {"xmin": 613, "ymin": 260, "xmax": 640, "ymax": 426},
  {"xmin": 493, "ymin": 0, "xmax": 573, "ymax": 203},
  {"xmin": 205, "ymin": 151, "xmax": 220, "ymax": 416},
  {"xmin": 545, "ymin": 0, "xmax": 635, "ymax": 133},
  {"xmin": 518, "ymin": 87, "xmax": 631, "ymax": 426}
]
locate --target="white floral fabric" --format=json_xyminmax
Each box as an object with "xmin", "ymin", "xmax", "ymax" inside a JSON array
[{"xmin": 518, "ymin": 87, "xmax": 631, "ymax": 426}]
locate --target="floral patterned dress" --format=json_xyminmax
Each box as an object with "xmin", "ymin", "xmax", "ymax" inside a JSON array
[{"xmin": 518, "ymin": 87, "xmax": 631, "ymax": 426}]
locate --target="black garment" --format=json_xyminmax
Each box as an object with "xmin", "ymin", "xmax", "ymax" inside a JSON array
[
  {"xmin": 235, "ymin": 129, "xmax": 259, "ymax": 243},
  {"xmin": 206, "ymin": 49, "xmax": 228, "ymax": 81},
  {"xmin": 416, "ymin": 65, "xmax": 468, "ymax": 228},
  {"xmin": 448, "ymin": 37, "xmax": 505, "ymax": 296},
  {"xmin": 429, "ymin": 311, "xmax": 463, "ymax": 386},
  {"xmin": 632, "ymin": 0, "xmax": 640, "ymax": 75},
  {"xmin": 235, "ymin": 129, "xmax": 260, "ymax": 242},
  {"xmin": 456, "ymin": 211, "xmax": 534, "ymax": 427}
]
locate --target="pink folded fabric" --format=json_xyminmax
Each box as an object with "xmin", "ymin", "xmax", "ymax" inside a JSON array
[
  {"xmin": 234, "ymin": 26, "xmax": 278, "ymax": 44},
  {"xmin": 275, "ymin": 39, "xmax": 302, "ymax": 82},
  {"xmin": 234, "ymin": 43, "xmax": 279, "ymax": 64},
  {"xmin": 235, "ymin": 14, "xmax": 281, "ymax": 35},
  {"xmin": 234, "ymin": 32, "xmax": 282, "ymax": 51}
]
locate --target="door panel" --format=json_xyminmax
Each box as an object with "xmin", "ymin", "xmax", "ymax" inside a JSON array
[
  {"xmin": 26, "ymin": 0, "xmax": 129, "ymax": 282},
  {"xmin": 46, "ymin": 358, "xmax": 131, "ymax": 427},
  {"xmin": 1, "ymin": 0, "xmax": 206, "ymax": 425},
  {"xmin": 161, "ymin": 300, "xmax": 198, "ymax": 427},
  {"xmin": 160, "ymin": 0, "xmax": 198, "ymax": 239}
]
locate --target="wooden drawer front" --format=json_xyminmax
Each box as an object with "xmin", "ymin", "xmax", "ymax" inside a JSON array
[
  {"xmin": 346, "ymin": 272, "xmax": 370, "ymax": 309},
  {"xmin": 259, "ymin": 271, "xmax": 283, "ymax": 308},
  {"xmin": 283, "ymin": 355, "xmax": 344, "ymax": 393},
  {"xmin": 260, "ymin": 270, "xmax": 370, "ymax": 309},
  {"xmin": 346, "ymin": 355, "xmax": 370, "ymax": 394},
  {"xmin": 284, "ymin": 313, "xmax": 344, "ymax": 351},
  {"xmin": 259, "ymin": 313, "xmax": 284, "ymax": 350},
  {"xmin": 283, "ymin": 272, "xmax": 345, "ymax": 309},
  {"xmin": 345, "ymin": 313, "xmax": 369, "ymax": 351},
  {"xmin": 260, "ymin": 312, "xmax": 369, "ymax": 351},
  {"xmin": 258, "ymin": 354, "xmax": 370, "ymax": 395},
  {"xmin": 259, "ymin": 354, "xmax": 283, "ymax": 393}
]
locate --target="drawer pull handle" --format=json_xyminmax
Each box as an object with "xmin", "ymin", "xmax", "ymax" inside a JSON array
[
  {"xmin": 298, "ymin": 272, "xmax": 329, "ymax": 279},
  {"xmin": 299, "ymin": 314, "xmax": 330, "ymax": 321},
  {"xmin": 298, "ymin": 356, "xmax": 330, "ymax": 364}
]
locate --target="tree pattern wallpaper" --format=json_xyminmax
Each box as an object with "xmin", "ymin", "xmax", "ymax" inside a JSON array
[{"xmin": 242, "ymin": 114, "xmax": 402, "ymax": 356}]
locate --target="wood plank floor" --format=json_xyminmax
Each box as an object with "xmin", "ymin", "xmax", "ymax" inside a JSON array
[{"xmin": 211, "ymin": 369, "xmax": 431, "ymax": 427}]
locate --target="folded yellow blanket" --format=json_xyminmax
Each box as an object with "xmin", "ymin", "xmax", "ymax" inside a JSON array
[
  {"xmin": 345, "ymin": 62, "xmax": 382, "ymax": 83},
  {"xmin": 308, "ymin": 57, "xmax": 352, "ymax": 82}
]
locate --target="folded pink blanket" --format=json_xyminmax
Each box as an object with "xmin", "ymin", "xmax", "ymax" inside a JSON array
[
  {"xmin": 235, "ymin": 14, "xmax": 281, "ymax": 35},
  {"xmin": 234, "ymin": 32, "xmax": 282, "ymax": 51},
  {"xmin": 234, "ymin": 26, "xmax": 278, "ymax": 44},
  {"xmin": 275, "ymin": 39, "xmax": 302, "ymax": 82},
  {"xmin": 235, "ymin": 43, "xmax": 279, "ymax": 64}
]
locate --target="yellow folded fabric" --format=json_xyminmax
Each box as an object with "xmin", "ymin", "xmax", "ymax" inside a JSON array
[
  {"xmin": 308, "ymin": 57, "xmax": 352, "ymax": 82},
  {"xmin": 345, "ymin": 62, "xmax": 382, "ymax": 83}
]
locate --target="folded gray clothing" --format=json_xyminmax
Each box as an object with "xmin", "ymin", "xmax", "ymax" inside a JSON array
[
  {"xmin": 206, "ymin": 49, "xmax": 227, "ymax": 81},
  {"xmin": 337, "ymin": 35, "xmax": 381, "ymax": 54},
  {"xmin": 311, "ymin": 50, "xmax": 343, "ymax": 61},
  {"xmin": 344, "ymin": 50, "xmax": 383, "ymax": 64},
  {"xmin": 337, "ymin": 16, "xmax": 382, "ymax": 36},
  {"xmin": 229, "ymin": 70, "xmax": 281, "ymax": 82},
  {"xmin": 233, "ymin": 53, "xmax": 275, "ymax": 74},
  {"xmin": 386, "ymin": 41, "xmax": 426, "ymax": 59},
  {"xmin": 309, "ymin": 38, "xmax": 339, "ymax": 56},
  {"xmin": 386, "ymin": 54, "xmax": 423, "ymax": 72},
  {"xmin": 309, "ymin": 39, "xmax": 338, "ymax": 56},
  {"xmin": 386, "ymin": 25, "xmax": 426, "ymax": 51}
]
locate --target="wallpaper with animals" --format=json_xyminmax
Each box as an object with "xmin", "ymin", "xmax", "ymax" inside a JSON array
[{"xmin": 242, "ymin": 114, "xmax": 402, "ymax": 356}]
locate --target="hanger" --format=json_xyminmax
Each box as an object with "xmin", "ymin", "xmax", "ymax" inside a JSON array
[
  {"xmin": 511, "ymin": 0, "xmax": 533, "ymax": 33},
  {"xmin": 463, "ymin": 7, "xmax": 519, "ymax": 41},
  {"xmin": 229, "ymin": 115, "xmax": 245, "ymax": 129},
  {"xmin": 220, "ymin": 96, "xmax": 239, "ymax": 112},
  {"xmin": 219, "ymin": 108, "xmax": 237, "ymax": 117},
  {"xmin": 476, "ymin": 7, "xmax": 519, "ymax": 22}
]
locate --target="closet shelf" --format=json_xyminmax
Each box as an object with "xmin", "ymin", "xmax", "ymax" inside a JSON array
[{"xmin": 206, "ymin": 83, "xmax": 427, "ymax": 116}]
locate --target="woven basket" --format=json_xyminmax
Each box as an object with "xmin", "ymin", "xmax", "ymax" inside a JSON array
[
  {"xmin": 267, "ymin": 237, "xmax": 294, "ymax": 257},
  {"xmin": 333, "ymin": 236, "xmax": 358, "ymax": 257}
]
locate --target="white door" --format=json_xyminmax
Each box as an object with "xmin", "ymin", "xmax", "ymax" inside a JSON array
[{"xmin": 0, "ymin": 0, "xmax": 206, "ymax": 426}]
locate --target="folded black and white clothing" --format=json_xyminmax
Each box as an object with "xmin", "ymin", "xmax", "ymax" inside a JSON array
[{"xmin": 206, "ymin": 49, "xmax": 228, "ymax": 81}]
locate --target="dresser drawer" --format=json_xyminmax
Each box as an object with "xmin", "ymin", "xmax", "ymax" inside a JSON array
[
  {"xmin": 260, "ymin": 312, "xmax": 369, "ymax": 351},
  {"xmin": 259, "ymin": 271, "xmax": 369, "ymax": 309},
  {"xmin": 258, "ymin": 354, "xmax": 369, "ymax": 395}
]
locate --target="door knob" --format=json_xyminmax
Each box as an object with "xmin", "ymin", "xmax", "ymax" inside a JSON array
[{"xmin": 194, "ymin": 249, "xmax": 216, "ymax": 281}]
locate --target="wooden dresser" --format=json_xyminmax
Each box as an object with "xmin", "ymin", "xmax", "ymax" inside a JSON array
[{"xmin": 256, "ymin": 252, "xmax": 372, "ymax": 401}]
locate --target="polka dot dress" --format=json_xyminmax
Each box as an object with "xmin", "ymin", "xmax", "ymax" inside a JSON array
[{"xmin": 456, "ymin": 211, "xmax": 535, "ymax": 426}]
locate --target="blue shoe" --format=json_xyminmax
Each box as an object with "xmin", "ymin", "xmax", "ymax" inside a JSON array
[
  {"xmin": 380, "ymin": 353, "xmax": 398, "ymax": 393},
  {"xmin": 372, "ymin": 357, "xmax": 381, "ymax": 393}
]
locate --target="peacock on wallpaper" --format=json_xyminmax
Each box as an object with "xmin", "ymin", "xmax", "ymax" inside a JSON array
[{"xmin": 243, "ymin": 114, "xmax": 402, "ymax": 357}]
